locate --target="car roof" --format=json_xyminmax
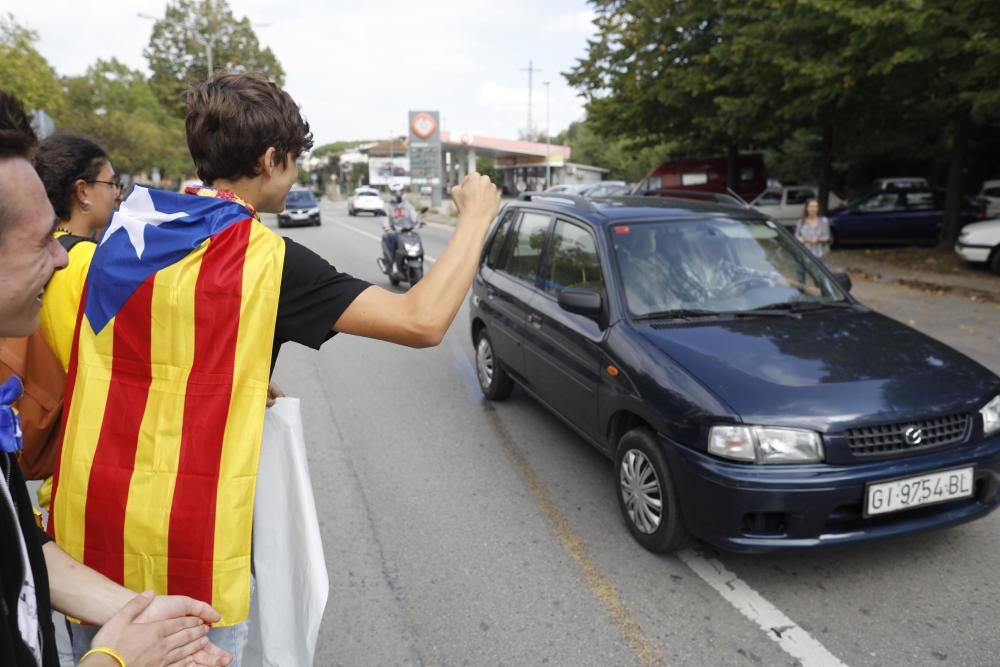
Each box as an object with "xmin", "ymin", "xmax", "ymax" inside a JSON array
[{"xmin": 507, "ymin": 193, "xmax": 763, "ymax": 226}]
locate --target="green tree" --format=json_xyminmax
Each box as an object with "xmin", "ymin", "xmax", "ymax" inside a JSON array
[
  {"xmin": 0, "ymin": 14, "xmax": 65, "ymax": 117},
  {"xmin": 59, "ymin": 59, "xmax": 191, "ymax": 179},
  {"xmin": 144, "ymin": 0, "xmax": 284, "ymax": 117}
]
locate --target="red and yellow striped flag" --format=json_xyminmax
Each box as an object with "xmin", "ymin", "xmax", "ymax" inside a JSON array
[{"xmin": 49, "ymin": 186, "xmax": 284, "ymax": 625}]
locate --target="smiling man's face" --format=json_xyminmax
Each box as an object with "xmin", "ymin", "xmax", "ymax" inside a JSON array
[{"xmin": 0, "ymin": 157, "xmax": 68, "ymax": 337}]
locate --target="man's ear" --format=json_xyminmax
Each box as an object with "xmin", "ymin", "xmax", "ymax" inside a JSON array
[{"xmin": 259, "ymin": 147, "xmax": 278, "ymax": 177}]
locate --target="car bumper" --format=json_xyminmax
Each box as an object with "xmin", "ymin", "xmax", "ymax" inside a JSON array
[
  {"xmin": 955, "ymin": 242, "xmax": 992, "ymax": 263},
  {"xmin": 662, "ymin": 433, "xmax": 1000, "ymax": 553},
  {"xmin": 278, "ymin": 212, "xmax": 321, "ymax": 226}
]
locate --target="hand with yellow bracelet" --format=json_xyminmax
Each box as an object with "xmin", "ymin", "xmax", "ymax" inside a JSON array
[{"xmin": 79, "ymin": 590, "xmax": 229, "ymax": 667}]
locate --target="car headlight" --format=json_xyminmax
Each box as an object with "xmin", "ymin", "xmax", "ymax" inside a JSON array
[
  {"xmin": 708, "ymin": 425, "xmax": 824, "ymax": 464},
  {"xmin": 982, "ymin": 395, "xmax": 1000, "ymax": 436}
]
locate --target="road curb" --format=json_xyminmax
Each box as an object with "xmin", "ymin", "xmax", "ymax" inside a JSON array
[{"xmin": 840, "ymin": 265, "xmax": 1000, "ymax": 304}]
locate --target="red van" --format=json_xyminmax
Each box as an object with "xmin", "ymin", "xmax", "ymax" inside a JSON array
[{"xmin": 633, "ymin": 154, "xmax": 767, "ymax": 202}]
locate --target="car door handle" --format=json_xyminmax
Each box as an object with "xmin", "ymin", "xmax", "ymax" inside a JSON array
[{"xmin": 528, "ymin": 313, "xmax": 543, "ymax": 328}]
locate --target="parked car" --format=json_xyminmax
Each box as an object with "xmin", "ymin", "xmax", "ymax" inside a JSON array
[
  {"xmin": 277, "ymin": 188, "xmax": 321, "ymax": 228},
  {"xmin": 871, "ymin": 177, "xmax": 929, "ymax": 191},
  {"xmin": 582, "ymin": 181, "xmax": 630, "ymax": 198},
  {"xmin": 978, "ymin": 179, "xmax": 1000, "ymax": 218},
  {"xmin": 955, "ymin": 218, "xmax": 1000, "ymax": 274},
  {"xmin": 827, "ymin": 189, "xmax": 988, "ymax": 246},
  {"xmin": 632, "ymin": 154, "xmax": 767, "ymax": 202},
  {"xmin": 750, "ymin": 185, "xmax": 844, "ymax": 228},
  {"xmin": 545, "ymin": 183, "xmax": 592, "ymax": 195},
  {"xmin": 469, "ymin": 192, "xmax": 1000, "ymax": 554},
  {"xmin": 348, "ymin": 187, "xmax": 386, "ymax": 216}
]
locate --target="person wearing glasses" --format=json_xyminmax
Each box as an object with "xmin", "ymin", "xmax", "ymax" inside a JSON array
[
  {"xmin": 18, "ymin": 133, "xmax": 124, "ymax": 529},
  {"xmin": 33, "ymin": 133, "xmax": 122, "ymax": 374}
]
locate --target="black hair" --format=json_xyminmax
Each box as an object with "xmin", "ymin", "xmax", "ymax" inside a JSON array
[
  {"xmin": 0, "ymin": 90, "xmax": 39, "ymax": 241},
  {"xmin": 33, "ymin": 132, "xmax": 109, "ymax": 220}
]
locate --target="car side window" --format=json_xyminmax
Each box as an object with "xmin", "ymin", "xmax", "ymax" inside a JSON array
[
  {"xmin": 786, "ymin": 189, "xmax": 815, "ymax": 205},
  {"xmin": 904, "ymin": 192, "xmax": 936, "ymax": 210},
  {"xmin": 543, "ymin": 221, "xmax": 604, "ymax": 298},
  {"xmin": 858, "ymin": 193, "xmax": 903, "ymax": 212},
  {"xmin": 486, "ymin": 209, "xmax": 518, "ymax": 269},
  {"xmin": 755, "ymin": 190, "xmax": 781, "ymax": 206},
  {"xmin": 503, "ymin": 211, "xmax": 552, "ymax": 284}
]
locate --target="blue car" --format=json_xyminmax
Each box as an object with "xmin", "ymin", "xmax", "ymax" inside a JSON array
[
  {"xmin": 469, "ymin": 193, "xmax": 1000, "ymax": 553},
  {"xmin": 827, "ymin": 188, "xmax": 987, "ymax": 246}
]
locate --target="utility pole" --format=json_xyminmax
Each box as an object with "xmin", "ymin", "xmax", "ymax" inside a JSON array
[
  {"xmin": 520, "ymin": 60, "xmax": 542, "ymax": 139},
  {"xmin": 544, "ymin": 81, "xmax": 551, "ymax": 188}
]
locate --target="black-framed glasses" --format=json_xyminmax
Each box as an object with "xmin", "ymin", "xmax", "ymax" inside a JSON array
[{"xmin": 90, "ymin": 179, "xmax": 124, "ymax": 195}]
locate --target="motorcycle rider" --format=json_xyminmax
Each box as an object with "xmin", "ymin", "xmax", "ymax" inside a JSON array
[{"xmin": 382, "ymin": 181, "xmax": 421, "ymax": 274}]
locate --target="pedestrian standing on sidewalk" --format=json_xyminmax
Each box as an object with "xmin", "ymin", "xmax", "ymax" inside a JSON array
[
  {"xmin": 795, "ymin": 198, "xmax": 832, "ymax": 259},
  {"xmin": 48, "ymin": 72, "xmax": 502, "ymax": 666}
]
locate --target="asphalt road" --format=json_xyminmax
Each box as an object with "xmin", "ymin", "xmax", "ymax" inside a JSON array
[{"xmin": 266, "ymin": 199, "xmax": 1000, "ymax": 667}]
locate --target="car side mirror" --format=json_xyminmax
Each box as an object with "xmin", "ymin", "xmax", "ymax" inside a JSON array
[
  {"xmin": 833, "ymin": 272, "xmax": 852, "ymax": 293},
  {"xmin": 558, "ymin": 288, "xmax": 604, "ymax": 323},
  {"xmin": 419, "ymin": 206, "xmax": 429, "ymax": 214}
]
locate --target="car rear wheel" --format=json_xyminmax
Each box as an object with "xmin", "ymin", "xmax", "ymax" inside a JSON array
[
  {"xmin": 475, "ymin": 330, "xmax": 514, "ymax": 400},
  {"xmin": 989, "ymin": 247, "xmax": 1000, "ymax": 275},
  {"xmin": 615, "ymin": 427, "xmax": 690, "ymax": 554}
]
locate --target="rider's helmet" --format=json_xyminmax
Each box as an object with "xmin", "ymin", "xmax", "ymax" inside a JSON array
[{"xmin": 388, "ymin": 181, "xmax": 405, "ymax": 204}]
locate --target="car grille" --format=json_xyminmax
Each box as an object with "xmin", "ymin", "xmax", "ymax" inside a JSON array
[{"xmin": 846, "ymin": 413, "xmax": 971, "ymax": 456}]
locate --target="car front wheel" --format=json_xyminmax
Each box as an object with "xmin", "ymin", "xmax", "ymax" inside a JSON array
[
  {"xmin": 989, "ymin": 247, "xmax": 1000, "ymax": 275},
  {"xmin": 475, "ymin": 330, "xmax": 514, "ymax": 400},
  {"xmin": 615, "ymin": 427, "xmax": 690, "ymax": 553}
]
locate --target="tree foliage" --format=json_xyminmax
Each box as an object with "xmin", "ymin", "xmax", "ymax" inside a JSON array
[
  {"xmin": 58, "ymin": 59, "xmax": 192, "ymax": 178},
  {"xmin": 567, "ymin": 0, "xmax": 1000, "ymax": 243},
  {"xmin": 0, "ymin": 14, "xmax": 64, "ymax": 116},
  {"xmin": 145, "ymin": 0, "xmax": 284, "ymax": 117}
]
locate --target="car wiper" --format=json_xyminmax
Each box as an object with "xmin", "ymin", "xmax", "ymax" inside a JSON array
[
  {"xmin": 751, "ymin": 300, "xmax": 855, "ymax": 313},
  {"xmin": 634, "ymin": 308, "xmax": 724, "ymax": 321}
]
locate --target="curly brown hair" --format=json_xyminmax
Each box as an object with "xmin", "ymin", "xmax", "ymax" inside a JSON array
[{"xmin": 184, "ymin": 72, "xmax": 313, "ymax": 184}]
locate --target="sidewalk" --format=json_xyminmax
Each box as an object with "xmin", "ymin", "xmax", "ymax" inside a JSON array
[{"xmin": 825, "ymin": 247, "xmax": 1000, "ymax": 302}]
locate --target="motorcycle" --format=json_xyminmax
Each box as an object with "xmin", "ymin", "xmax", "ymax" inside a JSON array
[{"xmin": 376, "ymin": 207, "xmax": 428, "ymax": 287}]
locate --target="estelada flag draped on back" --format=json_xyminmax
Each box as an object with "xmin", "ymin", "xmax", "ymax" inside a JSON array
[{"xmin": 49, "ymin": 185, "xmax": 285, "ymax": 626}]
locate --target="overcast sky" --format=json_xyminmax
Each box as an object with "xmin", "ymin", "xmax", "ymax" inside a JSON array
[{"xmin": 3, "ymin": 0, "xmax": 598, "ymax": 147}]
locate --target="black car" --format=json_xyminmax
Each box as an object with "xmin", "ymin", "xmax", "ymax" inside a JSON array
[
  {"xmin": 470, "ymin": 193, "xmax": 1000, "ymax": 553},
  {"xmin": 277, "ymin": 189, "xmax": 321, "ymax": 228}
]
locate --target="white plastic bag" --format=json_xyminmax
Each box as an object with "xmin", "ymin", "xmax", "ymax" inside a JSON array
[{"xmin": 245, "ymin": 397, "xmax": 329, "ymax": 666}]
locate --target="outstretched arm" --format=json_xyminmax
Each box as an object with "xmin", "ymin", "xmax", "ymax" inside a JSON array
[{"xmin": 332, "ymin": 173, "xmax": 501, "ymax": 347}]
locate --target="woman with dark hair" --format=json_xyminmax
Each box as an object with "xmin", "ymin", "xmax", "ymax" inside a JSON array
[{"xmin": 33, "ymin": 133, "xmax": 122, "ymax": 371}]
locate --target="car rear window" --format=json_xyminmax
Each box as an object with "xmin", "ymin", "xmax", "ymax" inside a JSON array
[{"xmin": 983, "ymin": 187, "xmax": 1000, "ymax": 198}]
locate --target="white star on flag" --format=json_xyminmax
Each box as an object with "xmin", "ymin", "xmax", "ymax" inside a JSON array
[{"xmin": 101, "ymin": 185, "xmax": 189, "ymax": 259}]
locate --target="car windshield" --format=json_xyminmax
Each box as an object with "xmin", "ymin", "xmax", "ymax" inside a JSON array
[
  {"xmin": 610, "ymin": 217, "xmax": 848, "ymax": 318},
  {"xmin": 286, "ymin": 191, "xmax": 316, "ymax": 207},
  {"xmin": 356, "ymin": 190, "xmax": 379, "ymax": 198}
]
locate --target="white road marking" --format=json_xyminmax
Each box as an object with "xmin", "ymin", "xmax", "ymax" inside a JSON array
[
  {"xmin": 678, "ymin": 549, "xmax": 848, "ymax": 667},
  {"xmin": 332, "ymin": 219, "xmax": 437, "ymax": 263}
]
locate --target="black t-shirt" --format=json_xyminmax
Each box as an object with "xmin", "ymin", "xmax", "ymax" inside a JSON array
[
  {"xmin": 0, "ymin": 453, "xmax": 57, "ymax": 667},
  {"xmin": 272, "ymin": 238, "xmax": 372, "ymax": 372}
]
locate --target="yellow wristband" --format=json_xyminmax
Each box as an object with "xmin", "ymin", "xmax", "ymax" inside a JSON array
[{"xmin": 81, "ymin": 646, "xmax": 126, "ymax": 667}]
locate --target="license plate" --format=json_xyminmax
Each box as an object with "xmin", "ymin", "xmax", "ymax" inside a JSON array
[{"xmin": 865, "ymin": 467, "xmax": 974, "ymax": 516}]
